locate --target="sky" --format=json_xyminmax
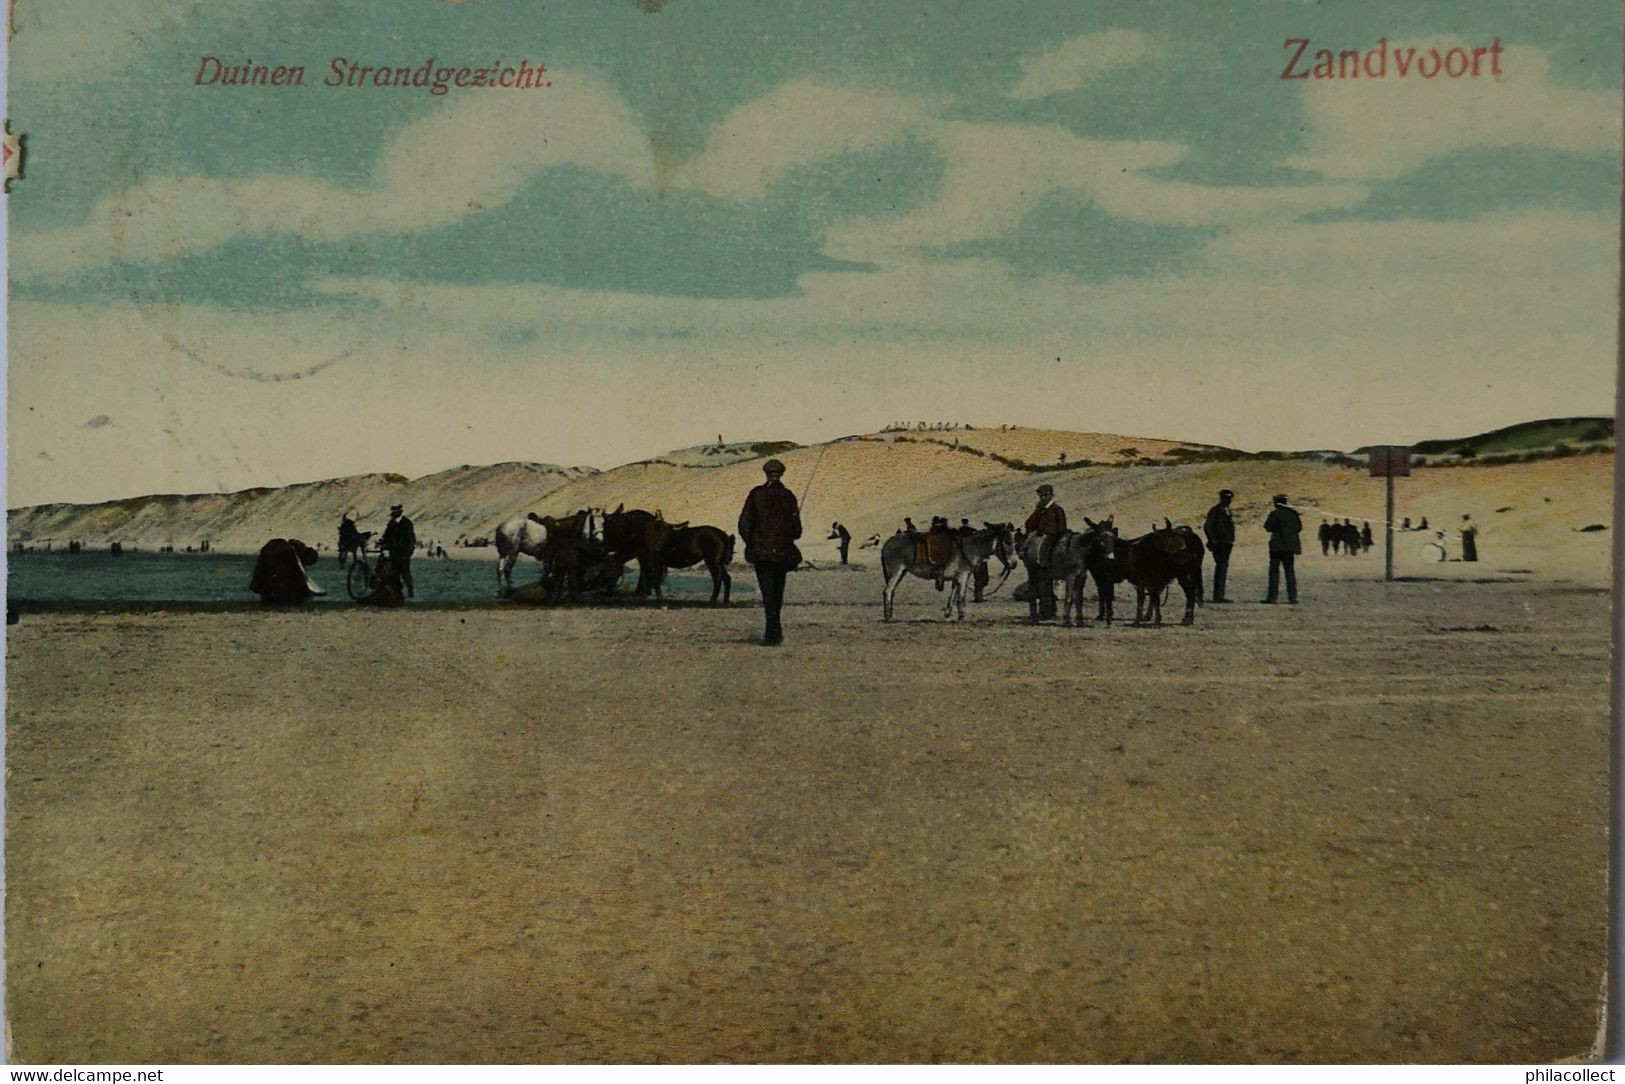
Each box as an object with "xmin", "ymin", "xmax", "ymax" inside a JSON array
[{"xmin": 5, "ymin": 0, "xmax": 1622, "ymax": 506}]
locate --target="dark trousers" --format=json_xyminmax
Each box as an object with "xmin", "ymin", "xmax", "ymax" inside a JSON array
[
  {"xmin": 838, "ymin": 541, "xmax": 850, "ymax": 565},
  {"xmin": 389, "ymin": 553, "xmax": 414, "ymax": 597},
  {"xmin": 1267, "ymin": 551, "xmax": 1297, "ymax": 602},
  {"xmin": 1209, "ymin": 544, "xmax": 1231, "ymax": 600},
  {"xmin": 753, "ymin": 562, "xmax": 790, "ymax": 642},
  {"xmin": 973, "ymin": 560, "xmax": 989, "ymax": 602}
]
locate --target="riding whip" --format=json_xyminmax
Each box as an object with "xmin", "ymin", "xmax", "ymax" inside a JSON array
[{"xmin": 798, "ymin": 442, "xmax": 831, "ymax": 509}]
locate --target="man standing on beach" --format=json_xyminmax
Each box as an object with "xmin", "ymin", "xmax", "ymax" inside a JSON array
[
  {"xmin": 1024, "ymin": 484, "xmax": 1066, "ymax": 619},
  {"xmin": 1262, "ymin": 495, "xmax": 1302, "ymax": 604},
  {"xmin": 830, "ymin": 521, "xmax": 851, "ymax": 565},
  {"xmin": 1024, "ymin": 484, "xmax": 1066, "ymax": 566},
  {"xmin": 739, "ymin": 459, "xmax": 802, "ymax": 646},
  {"xmin": 1459, "ymin": 514, "xmax": 1479, "ymax": 562},
  {"xmin": 381, "ymin": 504, "xmax": 417, "ymax": 599},
  {"xmin": 1203, "ymin": 488, "xmax": 1235, "ymax": 603}
]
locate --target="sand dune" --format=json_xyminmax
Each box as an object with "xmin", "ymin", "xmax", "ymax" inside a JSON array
[{"xmin": 7, "ymin": 429, "xmax": 1613, "ymax": 585}]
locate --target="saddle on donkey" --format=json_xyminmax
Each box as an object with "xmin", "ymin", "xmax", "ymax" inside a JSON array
[{"xmin": 909, "ymin": 517, "xmax": 957, "ymax": 589}]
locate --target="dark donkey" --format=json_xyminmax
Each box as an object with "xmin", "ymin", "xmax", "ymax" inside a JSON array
[
  {"xmin": 1078, "ymin": 516, "xmax": 1127, "ymax": 624},
  {"xmin": 1120, "ymin": 521, "xmax": 1205, "ymax": 626},
  {"xmin": 654, "ymin": 523, "xmax": 736, "ymax": 603},
  {"xmin": 600, "ymin": 505, "xmax": 672, "ymax": 596},
  {"xmin": 527, "ymin": 509, "xmax": 605, "ymax": 599},
  {"xmin": 1020, "ymin": 517, "xmax": 1122, "ymax": 625}
]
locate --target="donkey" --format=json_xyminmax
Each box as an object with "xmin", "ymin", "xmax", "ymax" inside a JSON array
[
  {"xmin": 526, "ymin": 510, "xmax": 598, "ymax": 599},
  {"xmin": 494, "ymin": 514, "xmax": 549, "ymax": 594},
  {"xmin": 881, "ymin": 523, "xmax": 1014, "ymax": 621},
  {"xmin": 1019, "ymin": 520, "xmax": 1119, "ymax": 625},
  {"xmin": 600, "ymin": 505, "xmax": 672, "ymax": 596},
  {"xmin": 1121, "ymin": 522, "xmax": 1205, "ymax": 626},
  {"xmin": 653, "ymin": 524, "xmax": 735, "ymax": 604},
  {"xmin": 1075, "ymin": 517, "xmax": 1127, "ymax": 624}
]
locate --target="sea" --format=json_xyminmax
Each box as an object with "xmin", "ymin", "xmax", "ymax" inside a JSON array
[{"xmin": 5, "ymin": 551, "xmax": 748, "ymax": 608}]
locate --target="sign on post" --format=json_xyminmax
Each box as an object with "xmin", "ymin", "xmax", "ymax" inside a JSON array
[
  {"xmin": 1368, "ymin": 445, "xmax": 1412, "ymax": 477},
  {"xmin": 1368, "ymin": 445, "xmax": 1412, "ymax": 580}
]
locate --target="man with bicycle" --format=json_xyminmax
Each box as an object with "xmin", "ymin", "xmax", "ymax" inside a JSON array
[
  {"xmin": 381, "ymin": 504, "xmax": 417, "ymax": 599},
  {"xmin": 338, "ymin": 510, "xmax": 369, "ymax": 567}
]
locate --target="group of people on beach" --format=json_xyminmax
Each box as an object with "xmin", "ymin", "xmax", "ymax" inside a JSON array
[{"xmin": 246, "ymin": 455, "xmax": 1486, "ymax": 639}]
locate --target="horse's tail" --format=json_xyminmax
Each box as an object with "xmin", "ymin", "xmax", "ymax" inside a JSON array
[{"xmin": 724, "ymin": 532, "xmax": 737, "ymax": 566}]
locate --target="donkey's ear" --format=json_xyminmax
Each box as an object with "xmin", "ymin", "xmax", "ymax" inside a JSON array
[
  {"xmin": 1084, "ymin": 516, "xmax": 1096, "ymax": 528},
  {"xmin": 613, "ymin": 503, "xmax": 624, "ymax": 514}
]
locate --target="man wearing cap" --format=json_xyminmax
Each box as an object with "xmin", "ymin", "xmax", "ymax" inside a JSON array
[
  {"xmin": 738, "ymin": 459, "xmax": 802, "ymax": 646},
  {"xmin": 1024, "ymin": 484, "xmax": 1066, "ymax": 618},
  {"xmin": 1262, "ymin": 494, "xmax": 1302, "ymax": 604},
  {"xmin": 380, "ymin": 503, "xmax": 417, "ymax": 599},
  {"xmin": 1203, "ymin": 488, "xmax": 1236, "ymax": 603},
  {"xmin": 1024, "ymin": 485, "xmax": 1066, "ymax": 563}
]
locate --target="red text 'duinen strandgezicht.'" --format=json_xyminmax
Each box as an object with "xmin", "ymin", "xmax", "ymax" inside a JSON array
[
  {"xmin": 193, "ymin": 56, "xmax": 553, "ymax": 94},
  {"xmin": 1282, "ymin": 37, "xmax": 1505, "ymax": 80}
]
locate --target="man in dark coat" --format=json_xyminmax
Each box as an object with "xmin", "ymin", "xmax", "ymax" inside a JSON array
[
  {"xmin": 1024, "ymin": 484, "xmax": 1066, "ymax": 565},
  {"xmin": 829, "ymin": 521, "xmax": 852, "ymax": 565},
  {"xmin": 738, "ymin": 459, "xmax": 802, "ymax": 645},
  {"xmin": 249, "ymin": 538, "xmax": 323, "ymax": 604},
  {"xmin": 380, "ymin": 504, "xmax": 417, "ymax": 598},
  {"xmin": 1202, "ymin": 488, "xmax": 1236, "ymax": 603},
  {"xmin": 1262, "ymin": 494, "xmax": 1303, "ymax": 604},
  {"xmin": 1024, "ymin": 484, "xmax": 1066, "ymax": 618}
]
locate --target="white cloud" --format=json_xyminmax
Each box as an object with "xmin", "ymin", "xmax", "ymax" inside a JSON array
[
  {"xmin": 1009, "ymin": 29, "xmax": 1155, "ymax": 100},
  {"xmin": 823, "ymin": 121, "xmax": 1185, "ymax": 258},
  {"xmin": 672, "ymin": 83, "xmax": 937, "ymax": 200},
  {"xmin": 311, "ymin": 209, "xmax": 1616, "ymax": 359},
  {"xmin": 1283, "ymin": 42, "xmax": 1619, "ymax": 181},
  {"xmin": 1091, "ymin": 174, "xmax": 1368, "ymax": 227},
  {"xmin": 823, "ymin": 120, "xmax": 1367, "ymax": 259},
  {"xmin": 14, "ymin": 74, "xmax": 654, "ymax": 276}
]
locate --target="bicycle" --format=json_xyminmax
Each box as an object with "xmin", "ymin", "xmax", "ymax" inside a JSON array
[{"xmin": 345, "ymin": 543, "xmax": 398, "ymax": 601}]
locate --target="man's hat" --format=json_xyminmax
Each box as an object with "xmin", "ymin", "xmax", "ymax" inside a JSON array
[
  {"xmin": 1273, "ymin": 494, "xmax": 1288, "ymax": 504},
  {"xmin": 1036, "ymin": 484, "xmax": 1054, "ymax": 495},
  {"xmin": 1219, "ymin": 489, "xmax": 1234, "ymax": 499},
  {"xmin": 762, "ymin": 459, "xmax": 786, "ymax": 475},
  {"xmin": 390, "ymin": 504, "xmax": 403, "ymax": 514}
]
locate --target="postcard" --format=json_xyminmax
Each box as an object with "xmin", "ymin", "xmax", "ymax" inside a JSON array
[{"xmin": 4, "ymin": 0, "xmax": 1620, "ymax": 1065}]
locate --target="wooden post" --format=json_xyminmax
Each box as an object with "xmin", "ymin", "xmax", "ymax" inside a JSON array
[
  {"xmin": 1369, "ymin": 445, "xmax": 1410, "ymax": 582},
  {"xmin": 1385, "ymin": 471, "xmax": 1395, "ymax": 582}
]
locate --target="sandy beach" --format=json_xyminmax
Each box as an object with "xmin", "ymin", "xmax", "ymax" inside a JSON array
[{"xmin": 4, "ymin": 554, "xmax": 1609, "ymax": 1063}]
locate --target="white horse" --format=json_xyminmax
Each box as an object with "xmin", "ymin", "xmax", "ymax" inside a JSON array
[
  {"xmin": 494, "ymin": 515, "xmax": 549, "ymax": 593},
  {"xmin": 881, "ymin": 524, "xmax": 1013, "ymax": 621}
]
